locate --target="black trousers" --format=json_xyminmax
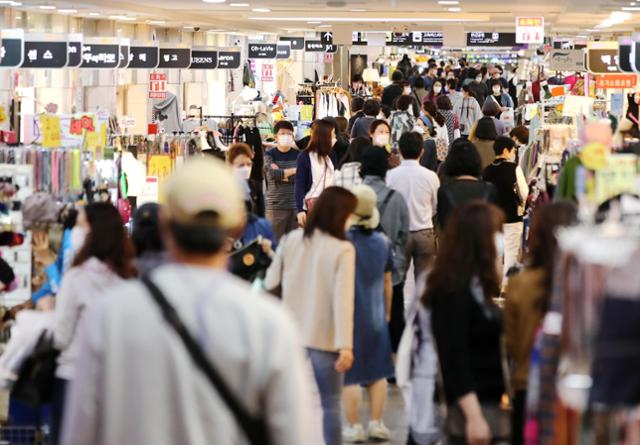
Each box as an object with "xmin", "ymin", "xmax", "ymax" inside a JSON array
[
  {"xmin": 388, "ymin": 282, "xmax": 406, "ymax": 353},
  {"xmin": 51, "ymin": 377, "xmax": 68, "ymax": 445},
  {"xmin": 512, "ymin": 389, "xmax": 527, "ymax": 445}
]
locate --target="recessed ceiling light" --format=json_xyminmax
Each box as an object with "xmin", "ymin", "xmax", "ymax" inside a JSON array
[
  {"xmin": 448, "ymin": 7, "xmax": 461, "ymax": 11},
  {"xmin": 631, "ymin": 1, "xmax": 636, "ymax": 5},
  {"xmin": 183, "ymin": 25, "xmax": 194, "ymax": 29},
  {"xmin": 351, "ymin": 8, "xmax": 367, "ymax": 11},
  {"xmin": 0, "ymin": 1, "xmax": 22, "ymax": 5},
  {"xmin": 308, "ymin": 21, "xmax": 322, "ymax": 24},
  {"xmin": 109, "ymin": 15, "xmax": 136, "ymax": 21},
  {"xmin": 250, "ymin": 16, "xmax": 483, "ymax": 21},
  {"xmin": 438, "ymin": 0, "xmax": 459, "ymax": 4},
  {"xmin": 207, "ymin": 29, "xmax": 225, "ymax": 32},
  {"xmin": 622, "ymin": 6, "xmax": 640, "ymax": 10},
  {"xmin": 203, "ymin": 0, "xmax": 226, "ymax": 3},
  {"xmin": 252, "ymin": 7, "xmax": 270, "ymax": 12},
  {"xmin": 318, "ymin": 24, "xmax": 332, "ymax": 27},
  {"xmin": 88, "ymin": 12, "xmax": 100, "ymax": 16},
  {"xmin": 39, "ymin": 5, "xmax": 56, "ymax": 9},
  {"xmin": 146, "ymin": 20, "xmax": 166, "ymax": 24},
  {"xmin": 58, "ymin": 8, "xmax": 77, "ymax": 13},
  {"xmin": 230, "ymin": 2, "xmax": 249, "ymax": 5}
]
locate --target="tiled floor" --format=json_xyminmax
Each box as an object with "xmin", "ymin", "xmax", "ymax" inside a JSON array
[{"xmin": 342, "ymin": 385, "xmax": 408, "ymax": 445}]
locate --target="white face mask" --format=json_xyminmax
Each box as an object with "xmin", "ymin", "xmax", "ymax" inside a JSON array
[
  {"xmin": 235, "ymin": 165, "xmax": 252, "ymax": 181},
  {"xmin": 494, "ymin": 232, "xmax": 505, "ymax": 258},
  {"xmin": 70, "ymin": 226, "xmax": 88, "ymax": 252},
  {"xmin": 433, "ymin": 85, "xmax": 442, "ymax": 94},
  {"xmin": 403, "ymin": 87, "xmax": 412, "ymax": 95},
  {"xmin": 475, "ymin": 76, "xmax": 482, "ymax": 83},
  {"xmin": 493, "ymin": 86, "xmax": 502, "ymax": 94},
  {"xmin": 373, "ymin": 134, "xmax": 390, "ymax": 147},
  {"xmin": 508, "ymin": 150, "xmax": 517, "ymax": 162},
  {"xmin": 277, "ymin": 134, "xmax": 293, "ymax": 147}
]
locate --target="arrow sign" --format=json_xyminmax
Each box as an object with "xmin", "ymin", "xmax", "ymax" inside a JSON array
[{"xmin": 321, "ymin": 31, "xmax": 333, "ymax": 44}]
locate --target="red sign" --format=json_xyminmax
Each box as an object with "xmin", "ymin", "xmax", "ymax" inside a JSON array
[
  {"xmin": 261, "ymin": 63, "xmax": 274, "ymax": 83},
  {"xmin": 149, "ymin": 73, "xmax": 167, "ymax": 99},
  {"xmin": 595, "ymin": 74, "xmax": 638, "ymax": 89},
  {"xmin": 69, "ymin": 115, "xmax": 95, "ymax": 135},
  {"xmin": 516, "ymin": 16, "xmax": 544, "ymax": 45}
]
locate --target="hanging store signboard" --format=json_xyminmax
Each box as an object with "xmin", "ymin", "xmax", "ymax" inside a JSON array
[
  {"xmin": 190, "ymin": 49, "xmax": 218, "ymax": 69},
  {"xmin": 217, "ymin": 51, "xmax": 241, "ymax": 69},
  {"xmin": 21, "ymin": 34, "xmax": 68, "ymax": 69},
  {"xmin": 149, "ymin": 73, "xmax": 167, "ymax": 99},
  {"xmin": 0, "ymin": 29, "xmax": 24, "ymax": 68},
  {"xmin": 276, "ymin": 45, "xmax": 291, "ymax": 59},
  {"xmin": 119, "ymin": 39, "xmax": 130, "ymax": 69},
  {"xmin": 81, "ymin": 38, "xmax": 120, "ymax": 68},
  {"xmin": 594, "ymin": 74, "xmax": 637, "ymax": 89},
  {"xmin": 67, "ymin": 34, "xmax": 82, "ymax": 67},
  {"xmin": 279, "ymin": 37, "xmax": 304, "ymax": 50},
  {"xmin": 352, "ymin": 32, "xmax": 367, "ymax": 46},
  {"xmin": 248, "ymin": 43, "xmax": 277, "ymax": 59},
  {"xmin": 325, "ymin": 43, "xmax": 337, "ymax": 53},
  {"xmin": 305, "ymin": 40, "xmax": 325, "ymax": 52},
  {"xmin": 158, "ymin": 46, "xmax": 192, "ymax": 69},
  {"xmin": 618, "ymin": 37, "xmax": 634, "ymax": 73},
  {"xmin": 586, "ymin": 42, "xmax": 621, "ymax": 74},
  {"xmin": 516, "ymin": 17, "xmax": 544, "ymax": 45},
  {"xmin": 129, "ymin": 45, "xmax": 160, "ymax": 69},
  {"xmin": 321, "ymin": 32, "xmax": 333, "ymax": 45},
  {"xmin": 467, "ymin": 32, "xmax": 517, "ymax": 47},
  {"xmin": 548, "ymin": 49, "xmax": 585, "ymax": 72},
  {"xmin": 385, "ymin": 32, "xmax": 443, "ymax": 46}
]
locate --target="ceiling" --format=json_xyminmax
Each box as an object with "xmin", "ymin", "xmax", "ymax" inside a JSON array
[{"xmin": 3, "ymin": 0, "xmax": 640, "ymax": 37}]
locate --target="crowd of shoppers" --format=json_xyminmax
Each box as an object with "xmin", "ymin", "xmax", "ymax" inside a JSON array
[{"xmin": 18, "ymin": 56, "xmax": 577, "ymax": 445}]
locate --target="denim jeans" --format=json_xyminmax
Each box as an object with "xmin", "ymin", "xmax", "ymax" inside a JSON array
[{"xmin": 307, "ymin": 348, "xmax": 343, "ymax": 445}]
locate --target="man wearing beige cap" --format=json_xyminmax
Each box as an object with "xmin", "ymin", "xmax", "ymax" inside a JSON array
[{"xmin": 61, "ymin": 157, "xmax": 318, "ymax": 445}]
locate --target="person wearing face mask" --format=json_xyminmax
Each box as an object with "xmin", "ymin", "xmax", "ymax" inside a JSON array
[
  {"xmin": 264, "ymin": 120, "xmax": 300, "ymax": 240},
  {"xmin": 482, "ymin": 137, "xmax": 529, "ymax": 285},
  {"xmin": 226, "ymin": 143, "xmax": 255, "ymax": 204},
  {"xmin": 424, "ymin": 79, "xmax": 446, "ymax": 104},
  {"xmin": 454, "ymin": 85, "xmax": 483, "ymax": 139},
  {"xmin": 352, "ymin": 99, "xmax": 382, "ymax": 139},
  {"xmin": 402, "ymin": 81, "xmax": 413, "ymax": 97},
  {"xmin": 468, "ymin": 69, "xmax": 489, "ymax": 105},
  {"xmin": 53, "ymin": 203, "xmax": 137, "ymax": 445},
  {"xmin": 369, "ymin": 120, "xmax": 392, "ymax": 151},
  {"xmin": 486, "ymin": 65, "xmax": 509, "ymax": 92},
  {"xmin": 484, "ymin": 79, "xmax": 514, "ymax": 118}
]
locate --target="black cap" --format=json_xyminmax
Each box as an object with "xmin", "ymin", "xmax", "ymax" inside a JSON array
[{"xmin": 360, "ymin": 146, "xmax": 390, "ymax": 178}]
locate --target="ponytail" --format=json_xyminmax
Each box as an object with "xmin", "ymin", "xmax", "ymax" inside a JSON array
[{"xmin": 434, "ymin": 111, "xmax": 446, "ymax": 127}]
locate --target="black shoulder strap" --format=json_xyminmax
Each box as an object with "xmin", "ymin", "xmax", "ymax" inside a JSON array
[
  {"xmin": 141, "ymin": 277, "xmax": 270, "ymax": 445},
  {"xmin": 379, "ymin": 189, "xmax": 396, "ymax": 217}
]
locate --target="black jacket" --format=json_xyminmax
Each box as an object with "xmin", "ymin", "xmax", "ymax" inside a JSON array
[{"xmin": 382, "ymin": 83, "xmax": 403, "ymax": 108}]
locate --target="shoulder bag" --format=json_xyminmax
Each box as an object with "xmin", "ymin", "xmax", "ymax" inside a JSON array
[{"xmin": 141, "ymin": 277, "xmax": 272, "ymax": 445}]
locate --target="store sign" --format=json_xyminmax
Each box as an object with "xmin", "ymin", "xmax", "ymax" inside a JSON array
[
  {"xmin": 586, "ymin": 42, "xmax": 621, "ymax": 74},
  {"xmin": 119, "ymin": 40, "xmax": 130, "ymax": 69},
  {"xmin": 21, "ymin": 37, "xmax": 68, "ymax": 69},
  {"xmin": 618, "ymin": 37, "xmax": 634, "ymax": 73},
  {"xmin": 261, "ymin": 63, "xmax": 274, "ymax": 82},
  {"xmin": 248, "ymin": 43, "xmax": 277, "ymax": 59},
  {"xmin": 548, "ymin": 49, "xmax": 585, "ymax": 72},
  {"xmin": 516, "ymin": 17, "xmax": 544, "ymax": 45},
  {"xmin": 0, "ymin": 29, "xmax": 24, "ymax": 68},
  {"xmin": 149, "ymin": 73, "xmax": 167, "ymax": 99},
  {"xmin": 129, "ymin": 45, "xmax": 160, "ymax": 69},
  {"xmin": 467, "ymin": 32, "xmax": 517, "ymax": 47},
  {"xmin": 67, "ymin": 34, "xmax": 82, "ymax": 67},
  {"xmin": 81, "ymin": 40, "xmax": 120, "ymax": 68},
  {"xmin": 324, "ymin": 52, "xmax": 334, "ymax": 64},
  {"xmin": 321, "ymin": 32, "xmax": 333, "ymax": 45},
  {"xmin": 325, "ymin": 43, "xmax": 337, "ymax": 53},
  {"xmin": 158, "ymin": 47, "xmax": 191, "ymax": 68},
  {"xmin": 305, "ymin": 40, "xmax": 325, "ymax": 52},
  {"xmin": 190, "ymin": 49, "xmax": 218, "ymax": 69},
  {"xmin": 276, "ymin": 45, "xmax": 291, "ymax": 59},
  {"xmin": 352, "ymin": 32, "xmax": 367, "ymax": 46},
  {"xmin": 594, "ymin": 74, "xmax": 637, "ymax": 89},
  {"xmin": 218, "ymin": 51, "xmax": 241, "ymax": 69},
  {"xmin": 138, "ymin": 176, "xmax": 159, "ymax": 205},
  {"xmin": 279, "ymin": 37, "xmax": 304, "ymax": 50},
  {"xmin": 385, "ymin": 31, "xmax": 443, "ymax": 46}
]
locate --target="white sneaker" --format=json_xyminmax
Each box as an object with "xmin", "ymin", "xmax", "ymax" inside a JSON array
[
  {"xmin": 343, "ymin": 423, "xmax": 366, "ymax": 443},
  {"xmin": 367, "ymin": 420, "xmax": 391, "ymax": 441}
]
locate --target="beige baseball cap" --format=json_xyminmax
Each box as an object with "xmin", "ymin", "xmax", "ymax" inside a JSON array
[
  {"xmin": 349, "ymin": 185, "xmax": 380, "ymax": 230},
  {"xmin": 163, "ymin": 157, "xmax": 245, "ymax": 230}
]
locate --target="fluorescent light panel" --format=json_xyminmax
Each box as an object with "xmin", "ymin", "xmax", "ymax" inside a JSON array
[{"xmin": 249, "ymin": 16, "xmax": 483, "ymax": 21}]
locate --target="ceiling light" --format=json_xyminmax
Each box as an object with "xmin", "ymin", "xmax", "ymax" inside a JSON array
[
  {"xmin": 308, "ymin": 21, "xmax": 322, "ymax": 23},
  {"xmin": 58, "ymin": 8, "xmax": 77, "ymax": 13},
  {"xmin": 631, "ymin": 1, "xmax": 636, "ymax": 5},
  {"xmin": 0, "ymin": 1, "xmax": 22, "ymax": 5},
  {"xmin": 622, "ymin": 6, "xmax": 640, "ymax": 10},
  {"xmin": 39, "ymin": 5, "xmax": 56, "ymax": 9},
  {"xmin": 438, "ymin": 0, "xmax": 459, "ymax": 4},
  {"xmin": 109, "ymin": 15, "xmax": 136, "ymax": 21},
  {"xmin": 575, "ymin": 35, "xmax": 587, "ymax": 38},
  {"xmin": 146, "ymin": 20, "xmax": 166, "ymax": 24},
  {"xmin": 250, "ymin": 16, "xmax": 483, "ymax": 22},
  {"xmin": 230, "ymin": 2, "xmax": 249, "ymax": 5},
  {"xmin": 183, "ymin": 25, "xmax": 194, "ymax": 29},
  {"xmin": 448, "ymin": 7, "xmax": 461, "ymax": 11},
  {"xmin": 203, "ymin": 0, "xmax": 227, "ymax": 3},
  {"xmin": 351, "ymin": 8, "xmax": 367, "ymax": 11},
  {"xmin": 252, "ymin": 7, "xmax": 270, "ymax": 11},
  {"xmin": 88, "ymin": 12, "xmax": 100, "ymax": 16},
  {"xmin": 319, "ymin": 24, "xmax": 332, "ymax": 27},
  {"xmin": 207, "ymin": 29, "xmax": 225, "ymax": 32}
]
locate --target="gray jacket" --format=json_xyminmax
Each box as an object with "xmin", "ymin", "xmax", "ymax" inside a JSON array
[
  {"xmin": 350, "ymin": 116, "xmax": 376, "ymax": 139},
  {"xmin": 363, "ymin": 176, "xmax": 410, "ymax": 285}
]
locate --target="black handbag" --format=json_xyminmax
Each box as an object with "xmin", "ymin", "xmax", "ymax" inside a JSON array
[
  {"xmin": 12, "ymin": 330, "xmax": 59, "ymax": 407},
  {"xmin": 141, "ymin": 277, "xmax": 272, "ymax": 445},
  {"xmin": 230, "ymin": 238, "xmax": 272, "ymax": 282}
]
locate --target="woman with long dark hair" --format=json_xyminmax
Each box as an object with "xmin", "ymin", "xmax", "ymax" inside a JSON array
[
  {"xmin": 52, "ymin": 202, "xmax": 136, "ymax": 444},
  {"xmin": 295, "ymin": 119, "xmax": 337, "ymax": 227},
  {"xmin": 436, "ymin": 95, "xmax": 460, "ymax": 147},
  {"xmin": 504, "ymin": 202, "xmax": 578, "ymax": 445},
  {"xmin": 265, "ymin": 187, "xmax": 357, "ymax": 445},
  {"xmin": 424, "ymin": 202, "xmax": 507, "ymax": 445}
]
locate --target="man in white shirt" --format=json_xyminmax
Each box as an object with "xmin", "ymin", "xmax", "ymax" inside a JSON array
[
  {"xmin": 61, "ymin": 157, "xmax": 319, "ymax": 445},
  {"xmin": 387, "ymin": 132, "xmax": 440, "ymax": 281}
]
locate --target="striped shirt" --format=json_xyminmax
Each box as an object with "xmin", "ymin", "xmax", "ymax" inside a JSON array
[{"xmin": 264, "ymin": 147, "xmax": 300, "ymax": 210}]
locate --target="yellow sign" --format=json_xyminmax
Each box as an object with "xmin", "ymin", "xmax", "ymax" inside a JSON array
[
  {"xmin": 595, "ymin": 154, "xmax": 638, "ymax": 204},
  {"xmin": 580, "ymin": 142, "xmax": 609, "ymax": 171},
  {"xmin": 0, "ymin": 106, "xmax": 6, "ymax": 123},
  {"xmin": 148, "ymin": 155, "xmax": 172, "ymax": 181},
  {"xmin": 40, "ymin": 115, "xmax": 62, "ymax": 148}
]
